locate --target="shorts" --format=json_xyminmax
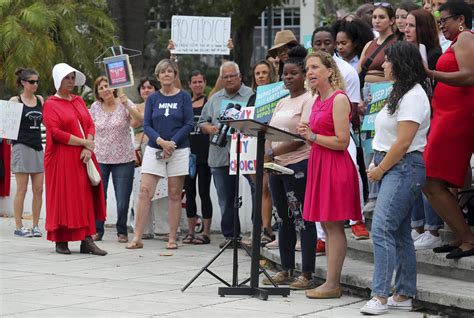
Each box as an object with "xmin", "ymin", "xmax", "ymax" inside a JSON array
[
  {"xmin": 11, "ymin": 143, "xmax": 44, "ymax": 174},
  {"xmin": 141, "ymin": 146, "xmax": 190, "ymax": 178}
]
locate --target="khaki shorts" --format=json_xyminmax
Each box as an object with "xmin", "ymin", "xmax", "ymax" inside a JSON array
[{"xmin": 141, "ymin": 146, "xmax": 190, "ymax": 178}]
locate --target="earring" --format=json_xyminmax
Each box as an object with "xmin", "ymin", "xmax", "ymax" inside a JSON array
[{"xmin": 459, "ymin": 24, "xmax": 464, "ymax": 32}]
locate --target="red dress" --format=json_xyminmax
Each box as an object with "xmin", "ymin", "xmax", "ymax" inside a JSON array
[
  {"xmin": 42, "ymin": 95, "xmax": 106, "ymax": 242},
  {"xmin": 424, "ymin": 31, "xmax": 474, "ymax": 188},
  {"xmin": 303, "ymin": 91, "xmax": 361, "ymax": 222},
  {"xmin": 0, "ymin": 139, "xmax": 11, "ymax": 197}
]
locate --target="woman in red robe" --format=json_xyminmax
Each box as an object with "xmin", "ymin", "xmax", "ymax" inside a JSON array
[{"xmin": 42, "ymin": 63, "xmax": 107, "ymax": 255}]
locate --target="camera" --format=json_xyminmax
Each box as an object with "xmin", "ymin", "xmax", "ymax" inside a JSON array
[
  {"xmin": 155, "ymin": 150, "xmax": 164, "ymax": 160},
  {"xmin": 210, "ymin": 103, "xmax": 242, "ymax": 148}
]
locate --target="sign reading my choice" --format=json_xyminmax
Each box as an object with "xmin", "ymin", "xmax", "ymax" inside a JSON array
[{"xmin": 171, "ymin": 16, "xmax": 231, "ymax": 55}]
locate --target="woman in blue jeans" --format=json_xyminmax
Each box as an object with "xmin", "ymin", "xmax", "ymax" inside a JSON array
[
  {"xmin": 360, "ymin": 41, "xmax": 431, "ymax": 315},
  {"xmin": 262, "ymin": 46, "xmax": 316, "ymax": 290}
]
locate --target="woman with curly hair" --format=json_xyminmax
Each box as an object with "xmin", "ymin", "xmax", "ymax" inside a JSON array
[
  {"xmin": 298, "ymin": 51, "xmax": 361, "ymax": 299},
  {"xmin": 360, "ymin": 41, "xmax": 431, "ymax": 315},
  {"xmin": 333, "ymin": 19, "xmax": 374, "ymax": 70}
]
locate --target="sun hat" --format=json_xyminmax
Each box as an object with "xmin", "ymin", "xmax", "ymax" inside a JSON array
[
  {"xmin": 52, "ymin": 63, "xmax": 86, "ymax": 91},
  {"xmin": 267, "ymin": 30, "xmax": 298, "ymax": 58}
]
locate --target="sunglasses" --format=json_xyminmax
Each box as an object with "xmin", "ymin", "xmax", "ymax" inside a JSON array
[
  {"xmin": 374, "ymin": 2, "xmax": 392, "ymax": 8},
  {"xmin": 25, "ymin": 79, "xmax": 39, "ymax": 85}
]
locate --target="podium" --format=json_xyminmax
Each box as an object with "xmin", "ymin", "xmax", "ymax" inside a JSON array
[{"xmin": 217, "ymin": 119, "xmax": 304, "ymax": 299}]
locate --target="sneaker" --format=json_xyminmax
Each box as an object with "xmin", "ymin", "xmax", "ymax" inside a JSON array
[
  {"xmin": 360, "ymin": 297, "xmax": 388, "ymax": 315},
  {"xmin": 289, "ymin": 275, "xmax": 316, "ymax": 290},
  {"xmin": 14, "ymin": 227, "xmax": 33, "ymax": 238},
  {"xmin": 265, "ymin": 238, "xmax": 279, "ymax": 249},
  {"xmin": 262, "ymin": 271, "xmax": 294, "ymax": 285},
  {"xmin": 352, "ymin": 222, "xmax": 370, "ymax": 240},
  {"xmin": 363, "ymin": 199, "xmax": 376, "ymax": 213},
  {"xmin": 414, "ymin": 232, "xmax": 442, "ymax": 251},
  {"xmin": 316, "ymin": 239, "xmax": 326, "ymax": 256},
  {"xmin": 32, "ymin": 226, "xmax": 43, "ymax": 237},
  {"xmin": 387, "ymin": 296, "xmax": 412, "ymax": 311},
  {"xmin": 411, "ymin": 229, "xmax": 422, "ymax": 241},
  {"xmin": 295, "ymin": 240, "xmax": 301, "ymax": 251}
]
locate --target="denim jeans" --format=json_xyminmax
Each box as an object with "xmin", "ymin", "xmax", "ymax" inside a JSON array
[
  {"xmin": 96, "ymin": 161, "xmax": 135, "ymax": 236},
  {"xmin": 371, "ymin": 151, "xmax": 425, "ymax": 298},
  {"xmin": 211, "ymin": 166, "xmax": 238, "ymax": 238},
  {"xmin": 268, "ymin": 160, "xmax": 316, "ymax": 273},
  {"xmin": 410, "ymin": 193, "xmax": 444, "ymax": 230},
  {"xmin": 244, "ymin": 174, "xmax": 256, "ymax": 220}
]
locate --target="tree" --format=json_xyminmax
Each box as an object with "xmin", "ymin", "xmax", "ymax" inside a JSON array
[{"xmin": 0, "ymin": 0, "xmax": 116, "ymax": 96}]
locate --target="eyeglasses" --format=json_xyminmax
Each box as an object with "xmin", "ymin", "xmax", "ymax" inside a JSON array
[
  {"xmin": 373, "ymin": 2, "xmax": 392, "ymax": 8},
  {"xmin": 222, "ymin": 73, "xmax": 239, "ymax": 80},
  {"xmin": 25, "ymin": 79, "xmax": 39, "ymax": 85},
  {"xmin": 437, "ymin": 15, "xmax": 457, "ymax": 26}
]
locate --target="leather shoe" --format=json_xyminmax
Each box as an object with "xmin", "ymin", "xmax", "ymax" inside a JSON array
[
  {"xmin": 433, "ymin": 244, "xmax": 457, "ymax": 253},
  {"xmin": 306, "ymin": 286, "xmax": 342, "ymax": 299},
  {"xmin": 446, "ymin": 247, "xmax": 474, "ymax": 259},
  {"xmin": 55, "ymin": 242, "xmax": 71, "ymax": 254},
  {"xmin": 80, "ymin": 236, "xmax": 107, "ymax": 256}
]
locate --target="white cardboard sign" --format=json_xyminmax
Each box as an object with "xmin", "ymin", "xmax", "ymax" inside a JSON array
[
  {"xmin": 229, "ymin": 107, "xmax": 257, "ymax": 175},
  {"xmin": 171, "ymin": 15, "xmax": 231, "ymax": 55},
  {"xmin": 0, "ymin": 100, "xmax": 23, "ymax": 140}
]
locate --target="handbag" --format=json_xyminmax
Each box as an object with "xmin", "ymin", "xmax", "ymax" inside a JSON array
[
  {"xmin": 78, "ymin": 120, "xmax": 101, "ymax": 186},
  {"xmin": 189, "ymin": 153, "xmax": 197, "ymax": 178}
]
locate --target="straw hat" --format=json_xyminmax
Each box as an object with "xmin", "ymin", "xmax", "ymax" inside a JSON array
[
  {"xmin": 52, "ymin": 63, "xmax": 86, "ymax": 91},
  {"xmin": 267, "ymin": 30, "xmax": 298, "ymax": 58}
]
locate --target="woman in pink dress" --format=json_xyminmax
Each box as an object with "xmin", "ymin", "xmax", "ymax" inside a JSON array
[{"xmin": 298, "ymin": 51, "xmax": 361, "ymax": 299}]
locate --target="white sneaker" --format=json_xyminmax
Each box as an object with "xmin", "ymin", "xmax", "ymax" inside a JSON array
[
  {"xmin": 411, "ymin": 229, "xmax": 422, "ymax": 241},
  {"xmin": 265, "ymin": 238, "xmax": 279, "ymax": 249},
  {"xmin": 360, "ymin": 298, "xmax": 388, "ymax": 315},
  {"xmin": 387, "ymin": 296, "xmax": 412, "ymax": 311},
  {"xmin": 414, "ymin": 232, "xmax": 442, "ymax": 250}
]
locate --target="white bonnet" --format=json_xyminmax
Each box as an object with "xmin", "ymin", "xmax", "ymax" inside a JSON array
[{"xmin": 52, "ymin": 63, "xmax": 86, "ymax": 90}]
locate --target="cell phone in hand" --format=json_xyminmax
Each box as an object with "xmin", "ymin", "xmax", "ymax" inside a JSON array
[{"xmin": 156, "ymin": 150, "xmax": 164, "ymax": 160}]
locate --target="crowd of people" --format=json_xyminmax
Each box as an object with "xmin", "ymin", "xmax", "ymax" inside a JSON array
[{"xmin": 4, "ymin": 0, "xmax": 473, "ymax": 315}]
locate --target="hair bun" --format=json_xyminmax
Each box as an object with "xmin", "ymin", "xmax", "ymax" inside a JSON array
[
  {"xmin": 14, "ymin": 68, "xmax": 24, "ymax": 77},
  {"xmin": 288, "ymin": 45, "xmax": 307, "ymax": 59}
]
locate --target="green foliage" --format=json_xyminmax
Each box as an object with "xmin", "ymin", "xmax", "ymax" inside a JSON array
[{"xmin": 0, "ymin": 0, "xmax": 116, "ymax": 97}]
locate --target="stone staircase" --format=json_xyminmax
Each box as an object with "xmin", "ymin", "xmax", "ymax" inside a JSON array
[{"xmin": 261, "ymin": 228, "xmax": 474, "ymax": 316}]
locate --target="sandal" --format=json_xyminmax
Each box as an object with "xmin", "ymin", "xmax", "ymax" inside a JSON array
[
  {"xmin": 166, "ymin": 241, "xmax": 178, "ymax": 250},
  {"xmin": 125, "ymin": 241, "xmax": 143, "ymax": 249},
  {"xmin": 193, "ymin": 235, "xmax": 211, "ymax": 245},
  {"xmin": 182, "ymin": 234, "xmax": 195, "ymax": 244}
]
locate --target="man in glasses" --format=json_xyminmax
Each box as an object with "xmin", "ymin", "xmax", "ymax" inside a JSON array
[{"xmin": 198, "ymin": 61, "xmax": 253, "ymax": 247}]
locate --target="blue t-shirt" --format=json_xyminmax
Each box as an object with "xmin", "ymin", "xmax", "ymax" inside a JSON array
[{"xmin": 144, "ymin": 90, "xmax": 194, "ymax": 149}]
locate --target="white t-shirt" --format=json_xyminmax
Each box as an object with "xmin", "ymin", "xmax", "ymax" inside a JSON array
[
  {"xmin": 333, "ymin": 55, "xmax": 362, "ymax": 104},
  {"xmin": 372, "ymin": 83, "xmax": 431, "ymax": 153}
]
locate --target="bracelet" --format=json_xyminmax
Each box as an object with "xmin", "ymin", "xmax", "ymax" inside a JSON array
[{"xmin": 378, "ymin": 164, "xmax": 387, "ymax": 173}]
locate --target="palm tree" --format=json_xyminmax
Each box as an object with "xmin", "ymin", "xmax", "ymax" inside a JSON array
[{"xmin": 0, "ymin": 0, "xmax": 116, "ymax": 96}]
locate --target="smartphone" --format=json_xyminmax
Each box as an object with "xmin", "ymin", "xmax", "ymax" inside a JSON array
[{"xmin": 155, "ymin": 150, "xmax": 163, "ymax": 160}]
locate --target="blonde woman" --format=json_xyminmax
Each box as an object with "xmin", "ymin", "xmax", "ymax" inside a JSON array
[{"xmin": 298, "ymin": 51, "xmax": 361, "ymax": 299}]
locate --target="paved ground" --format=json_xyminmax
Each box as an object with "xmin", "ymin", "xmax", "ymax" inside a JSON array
[{"xmin": 1, "ymin": 218, "xmax": 433, "ymax": 317}]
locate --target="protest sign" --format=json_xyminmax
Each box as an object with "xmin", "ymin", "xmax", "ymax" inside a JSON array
[
  {"xmin": 103, "ymin": 54, "xmax": 134, "ymax": 89},
  {"xmin": 361, "ymin": 82, "xmax": 393, "ymax": 131},
  {"xmin": 254, "ymin": 81, "xmax": 289, "ymax": 123},
  {"xmin": 0, "ymin": 100, "xmax": 23, "ymax": 140},
  {"xmin": 171, "ymin": 16, "xmax": 231, "ymax": 55},
  {"xmin": 229, "ymin": 107, "xmax": 257, "ymax": 175}
]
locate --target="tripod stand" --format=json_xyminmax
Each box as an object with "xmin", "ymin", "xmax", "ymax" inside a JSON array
[{"xmin": 181, "ymin": 129, "xmax": 282, "ymax": 300}]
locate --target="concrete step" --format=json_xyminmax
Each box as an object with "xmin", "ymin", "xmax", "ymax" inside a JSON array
[
  {"xmin": 345, "ymin": 229, "xmax": 474, "ymax": 282},
  {"xmin": 261, "ymin": 247, "xmax": 474, "ymax": 315}
]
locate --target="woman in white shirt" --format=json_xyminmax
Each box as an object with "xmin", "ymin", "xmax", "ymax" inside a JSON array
[{"xmin": 360, "ymin": 41, "xmax": 431, "ymax": 315}]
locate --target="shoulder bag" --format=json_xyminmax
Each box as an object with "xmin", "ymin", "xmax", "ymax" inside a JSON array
[{"xmin": 78, "ymin": 120, "xmax": 101, "ymax": 186}]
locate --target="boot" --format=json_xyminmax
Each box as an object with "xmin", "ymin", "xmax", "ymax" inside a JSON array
[
  {"xmin": 80, "ymin": 236, "xmax": 107, "ymax": 256},
  {"xmin": 55, "ymin": 242, "xmax": 71, "ymax": 254}
]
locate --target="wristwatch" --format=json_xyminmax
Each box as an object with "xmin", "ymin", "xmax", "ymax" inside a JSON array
[
  {"xmin": 309, "ymin": 133, "xmax": 317, "ymax": 142},
  {"xmin": 265, "ymin": 148, "xmax": 274, "ymax": 160}
]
